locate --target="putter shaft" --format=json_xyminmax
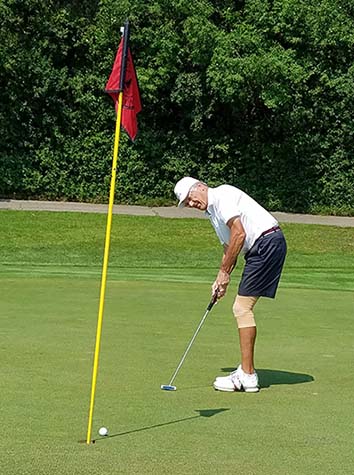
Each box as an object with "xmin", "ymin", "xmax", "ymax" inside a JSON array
[{"xmin": 161, "ymin": 294, "xmax": 217, "ymax": 390}]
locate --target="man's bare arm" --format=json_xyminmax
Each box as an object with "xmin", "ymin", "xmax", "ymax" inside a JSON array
[
  {"xmin": 220, "ymin": 217, "xmax": 246, "ymax": 274},
  {"xmin": 213, "ymin": 217, "xmax": 246, "ymax": 298}
]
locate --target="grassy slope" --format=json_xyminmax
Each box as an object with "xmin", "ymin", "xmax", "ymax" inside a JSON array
[
  {"xmin": 1, "ymin": 211, "xmax": 354, "ymax": 474},
  {"xmin": 1, "ymin": 210, "xmax": 354, "ymax": 290}
]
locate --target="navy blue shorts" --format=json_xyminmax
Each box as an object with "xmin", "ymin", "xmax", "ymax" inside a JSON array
[{"xmin": 238, "ymin": 230, "xmax": 287, "ymax": 298}]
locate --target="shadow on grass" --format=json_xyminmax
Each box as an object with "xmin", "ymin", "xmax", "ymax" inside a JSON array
[
  {"xmin": 221, "ymin": 368, "xmax": 314, "ymax": 387},
  {"xmin": 88, "ymin": 408, "xmax": 230, "ymax": 444}
]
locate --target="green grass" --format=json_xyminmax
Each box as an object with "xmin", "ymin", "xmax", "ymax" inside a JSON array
[{"xmin": 1, "ymin": 210, "xmax": 354, "ymax": 474}]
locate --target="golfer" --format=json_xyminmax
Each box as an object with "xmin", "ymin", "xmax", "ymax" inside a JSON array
[{"xmin": 174, "ymin": 177, "xmax": 287, "ymax": 392}]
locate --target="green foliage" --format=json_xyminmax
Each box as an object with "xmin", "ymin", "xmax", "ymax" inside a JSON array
[{"xmin": 0, "ymin": 0, "xmax": 353, "ymax": 213}]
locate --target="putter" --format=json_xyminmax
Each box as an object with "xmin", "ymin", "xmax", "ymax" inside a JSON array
[{"xmin": 161, "ymin": 293, "xmax": 218, "ymax": 391}]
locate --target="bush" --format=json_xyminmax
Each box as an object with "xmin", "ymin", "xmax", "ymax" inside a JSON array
[{"xmin": 0, "ymin": 0, "xmax": 353, "ymax": 214}]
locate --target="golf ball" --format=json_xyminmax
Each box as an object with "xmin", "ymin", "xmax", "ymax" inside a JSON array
[{"xmin": 98, "ymin": 427, "xmax": 108, "ymax": 436}]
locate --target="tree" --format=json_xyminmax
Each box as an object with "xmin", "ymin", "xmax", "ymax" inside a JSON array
[{"xmin": 0, "ymin": 0, "xmax": 353, "ymax": 213}]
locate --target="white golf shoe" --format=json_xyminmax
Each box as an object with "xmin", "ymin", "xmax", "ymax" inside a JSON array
[{"xmin": 213, "ymin": 365, "xmax": 260, "ymax": 393}]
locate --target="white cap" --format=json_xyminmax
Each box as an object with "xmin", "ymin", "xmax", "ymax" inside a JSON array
[{"xmin": 174, "ymin": 177, "xmax": 199, "ymax": 208}]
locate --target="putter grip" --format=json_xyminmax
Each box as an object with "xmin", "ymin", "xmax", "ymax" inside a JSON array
[{"xmin": 207, "ymin": 293, "xmax": 218, "ymax": 311}]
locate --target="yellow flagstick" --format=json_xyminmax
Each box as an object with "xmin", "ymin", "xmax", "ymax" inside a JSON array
[{"xmin": 86, "ymin": 90, "xmax": 124, "ymax": 445}]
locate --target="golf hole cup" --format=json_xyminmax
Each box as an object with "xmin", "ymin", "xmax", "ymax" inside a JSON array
[{"xmin": 98, "ymin": 427, "xmax": 108, "ymax": 437}]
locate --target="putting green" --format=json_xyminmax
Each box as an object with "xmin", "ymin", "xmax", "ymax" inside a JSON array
[{"xmin": 1, "ymin": 273, "xmax": 353, "ymax": 474}]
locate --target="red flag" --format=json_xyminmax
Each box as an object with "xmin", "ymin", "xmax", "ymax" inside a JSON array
[{"xmin": 105, "ymin": 38, "xmax": 142, "ymax": 141}]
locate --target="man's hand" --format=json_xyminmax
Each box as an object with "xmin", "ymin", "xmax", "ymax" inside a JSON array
[{"xmin": 212, "ymin": 270, "xmax": 230, "ymax": 300}]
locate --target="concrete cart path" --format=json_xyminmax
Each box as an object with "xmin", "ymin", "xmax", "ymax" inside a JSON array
[{"xmin": 1, "ymin": 199, "xmax": 354, "ymax": 227}]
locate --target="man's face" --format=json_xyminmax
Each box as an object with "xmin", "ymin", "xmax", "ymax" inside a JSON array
[{"xmin": 184, "ymin": 183, "xmax": 208, "ymax": 210}]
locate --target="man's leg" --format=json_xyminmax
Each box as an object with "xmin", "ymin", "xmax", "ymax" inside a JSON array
[
  {"xmin": 213, "ymin": 295, "xmax": 260, "ymax": 392},
  {"xmin": 233, "ymin": 295, "xmax": 259, "ymax": 374},
  {"xmin": 238, "ymin": 326, "xmax": 257, "ymax": 374}
]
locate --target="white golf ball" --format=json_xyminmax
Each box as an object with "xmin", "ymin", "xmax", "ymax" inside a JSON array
[{"xmin": 98, "ymin": 426, "xmax": 108, "ymax": 436}]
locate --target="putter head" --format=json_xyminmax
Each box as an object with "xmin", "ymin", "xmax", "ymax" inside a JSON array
[{"xmin": 160, "ymin": 384, "xmax": 177, "ymax": 391}]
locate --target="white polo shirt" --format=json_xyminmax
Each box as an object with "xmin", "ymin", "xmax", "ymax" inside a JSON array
[{"xmin": 206, "ymin": 185, "xmax": 278, "ymax": 255}]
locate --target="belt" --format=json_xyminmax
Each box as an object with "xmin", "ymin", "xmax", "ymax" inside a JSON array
[{"xmin": 260, "ymin": 226, "xmax": 281, "ymax": 237}]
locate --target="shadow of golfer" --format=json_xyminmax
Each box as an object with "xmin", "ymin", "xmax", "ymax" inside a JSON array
[
  {"xmin": 90, "ymin": 408, "xmax": 230, "ymax": 443},
  {"xmin": 220, "ymin": 368, "xmax": 314, "ymax": 387}
]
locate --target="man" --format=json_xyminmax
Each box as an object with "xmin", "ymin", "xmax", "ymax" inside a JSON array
[{"xmin": 174, "ymin": 177, "xmax": 287, "ymax": 393}]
